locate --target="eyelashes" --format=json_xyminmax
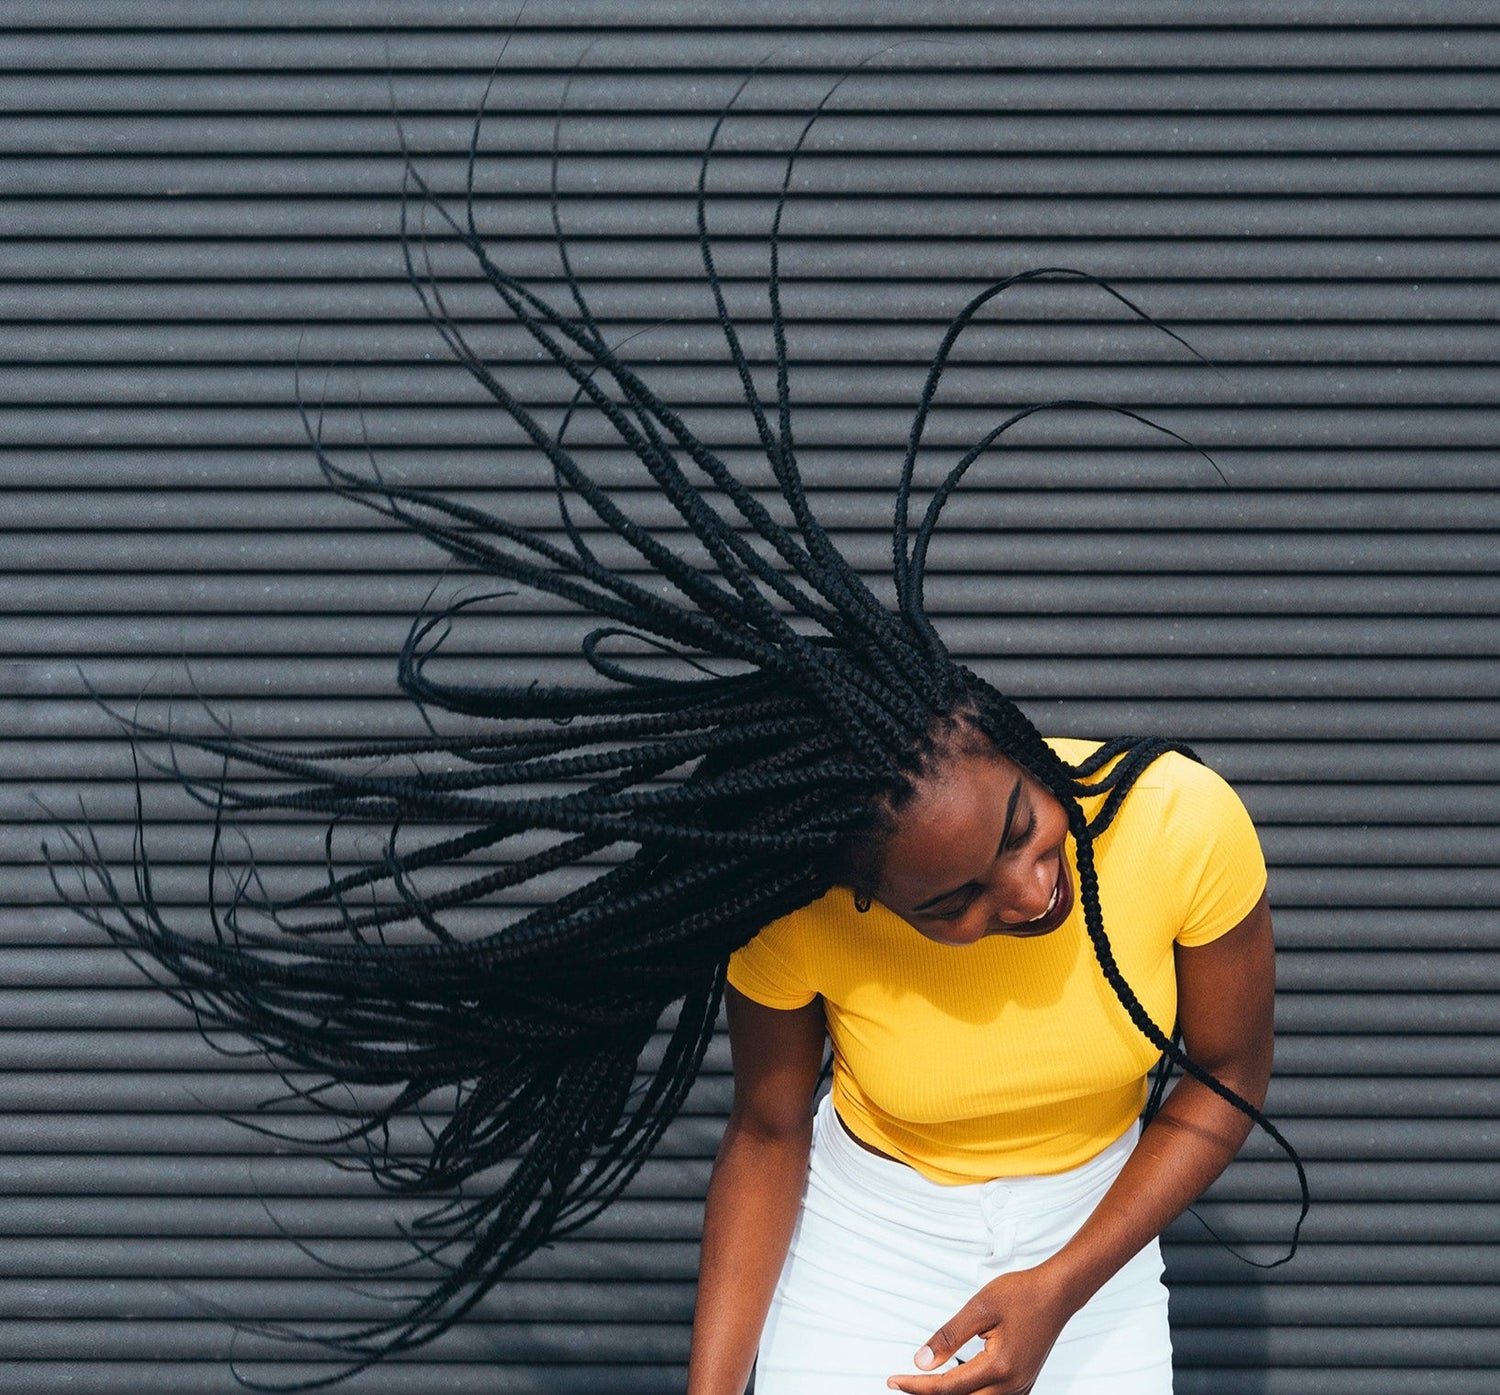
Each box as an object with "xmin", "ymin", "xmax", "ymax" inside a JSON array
[{"xmin": 1005, "ymin": 811, "xmax": 1037, "ymax": 853}]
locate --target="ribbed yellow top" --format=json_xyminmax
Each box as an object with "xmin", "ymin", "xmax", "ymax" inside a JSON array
[{"xmin": 726, "ymin": 738, "xmax": 1267, "ymax": 1183}]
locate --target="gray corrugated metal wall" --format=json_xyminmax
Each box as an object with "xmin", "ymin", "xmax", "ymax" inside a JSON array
[{"xmin": 3, "ymin": 1, "xmax": 1497, "ymax": 1390}]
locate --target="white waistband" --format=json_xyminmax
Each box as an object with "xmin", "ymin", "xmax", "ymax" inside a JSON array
[{"xmin": 812, "ymin": 1092, "xmax": 1138, "ymax": 1219}]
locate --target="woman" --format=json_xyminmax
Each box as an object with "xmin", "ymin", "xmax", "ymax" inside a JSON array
[
  {"xmin": 51, "ymin": 62, "xmax": 1303, "ymax": 1391},
  {"xmin": 691, "ymin": 719, "xmax": 1274, "ymax": 1394}
]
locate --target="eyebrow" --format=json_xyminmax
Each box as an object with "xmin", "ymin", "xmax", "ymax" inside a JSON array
[{"xmin": 911, "ymin": 776, "xmax": 1024, "ymax": 913}]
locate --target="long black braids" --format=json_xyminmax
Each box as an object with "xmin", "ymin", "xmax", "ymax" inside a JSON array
[{"xmin": 45, "ymin": 46, "xmax": 1307, "ymax": 1386}]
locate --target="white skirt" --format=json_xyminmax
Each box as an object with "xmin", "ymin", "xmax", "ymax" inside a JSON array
[{"xmin": 754, "ymin": 1094, "xmax": 1173, "ymax": 1394}]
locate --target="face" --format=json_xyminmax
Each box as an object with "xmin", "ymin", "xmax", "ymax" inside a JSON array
[{"xmin": 872, "ymin": 745, "xmax": 1074, "ymax": 947}]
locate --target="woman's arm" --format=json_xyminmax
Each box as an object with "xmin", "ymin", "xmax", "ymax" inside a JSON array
[
  {"xmin": 687, "ymin": 983, "xmax": 828, "ymax": 1395},
  {"xmin": 888, "ymin": 889, "xmax": 1277, "ymax": 1394}
]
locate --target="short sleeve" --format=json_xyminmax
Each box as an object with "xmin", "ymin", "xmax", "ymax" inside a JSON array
[
  {"xmin": 726, "ymin": 908, "xmax": 817, "ymax": 1010},
  {"xmin": 1161, "ymin": 754, "xmax": 1269, "ymax": 948}
]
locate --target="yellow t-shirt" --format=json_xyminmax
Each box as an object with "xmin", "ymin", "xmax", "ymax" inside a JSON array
[{"xmin": 725, "ymin": 738, "xmax": 1267, "ymax": 1183}]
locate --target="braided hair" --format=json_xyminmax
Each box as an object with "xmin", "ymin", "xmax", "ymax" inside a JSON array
[{"xmin": 47, "ymin": 54, "xmax": 1306, "ymax": 1384}]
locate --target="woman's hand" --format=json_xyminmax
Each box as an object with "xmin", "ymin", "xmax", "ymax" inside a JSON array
[{"xmin": 885, "ymin": 1264, "xmax": 1071, "ymax": 1394}]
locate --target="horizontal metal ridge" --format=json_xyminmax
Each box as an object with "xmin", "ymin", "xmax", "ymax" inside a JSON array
[
  {"xmin": 8, "ymin": 572, "xmax": 1499, "ymax": 616},
  {"xmin": 4, "ymin": 197, "xmax": 1498, "ymax": 240},
  {"xmin": 13, "ymin": 613, "xmax": 1499, "ymax": 658},
  {"xmin": 10, "ymin": 655, "xmax": 1500, "ymax": 701},
  {"xmin": 0, "ymin": 240, "xmax": 1490, "ymax": 279},
  {"xmin": 3, "ymin": 362, "xmax": 1494, "ymax": 405},
  {"xmin": 8, "ymin": 28, "xmax": 1500, "ymax": 72},
  {"xmin": 10, "ymin": 322, "xmax": 1500, "ymax": 364},
  {"xmin": 9, "ymin": 112, "xmax": 1500, "ymax": 157},
  {"xmin": 13, "ymin": 152, "xmax": 1500, "ymax": 199},
  {"xmin": 8, "ymin": 0, "xmax": 1499, "ymax": 29},
  {"xmin": 7, "ymin": 487, "xmax": 1496, "ymax": 529}
]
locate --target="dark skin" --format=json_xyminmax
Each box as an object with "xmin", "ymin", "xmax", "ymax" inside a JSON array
[
  {"xmin": 687, "ymin": 986, "xmax": 826, "ymax": 1395},
  {"xmin": 687, "ymin": 744, "xmax": 1275, "ymax": 1395}
]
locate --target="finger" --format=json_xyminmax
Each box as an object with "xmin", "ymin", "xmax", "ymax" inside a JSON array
[
  {"xmin": 912, "ymin": 1299, "xmax": 988, "ymax": 1371},
  {"xmin": 884, "ymin": 1360, "xmax": 1007, "ymax": 1395},
  {"xmin": 887, "ymin": 1345, "xmax": 1013, "ymax": 1395}
]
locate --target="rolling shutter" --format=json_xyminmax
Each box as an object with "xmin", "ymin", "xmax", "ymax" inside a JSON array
[{"xmin": 3, "ymin": 2, "xmax": 1496, "ymax": 1390}]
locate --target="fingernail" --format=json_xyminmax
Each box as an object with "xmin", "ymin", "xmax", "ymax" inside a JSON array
[{"xmin": 915, "ymin": 1345, "xmax": 935, "ymax": 1369}]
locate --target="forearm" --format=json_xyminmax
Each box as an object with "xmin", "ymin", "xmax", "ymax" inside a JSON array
[
  {"xmin": 687, "ymin": 1112, "xmax": 812, "ymax": 1395},
  {"xmin": 1039, "ymin": 1066, "xmax": 1265, "ymax": 1316}
]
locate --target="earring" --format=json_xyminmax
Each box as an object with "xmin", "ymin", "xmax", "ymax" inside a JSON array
[{"xmin": 853, "ymin": 894, "xmax": 872, "ymax": 913}]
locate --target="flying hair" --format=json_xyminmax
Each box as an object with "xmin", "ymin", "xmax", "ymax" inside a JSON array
[{"xmin": 45, "ymin": 36, "xmax": 1308, "ymax": 1388}]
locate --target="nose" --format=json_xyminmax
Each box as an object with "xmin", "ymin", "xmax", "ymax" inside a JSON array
[{"xmin": 992, "ymin": 855, "xmax": 1057, "ymax": 925}]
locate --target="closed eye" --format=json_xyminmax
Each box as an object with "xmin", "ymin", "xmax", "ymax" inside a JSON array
[{"xmin": 1004, "ymin": 812, "xmax": 1035, "ymax": 853}]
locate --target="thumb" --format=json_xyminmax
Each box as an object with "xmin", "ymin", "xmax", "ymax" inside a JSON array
[{"xmin": 913, "ymin": 1298, "xmax": 986, "ymax": 1371}]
